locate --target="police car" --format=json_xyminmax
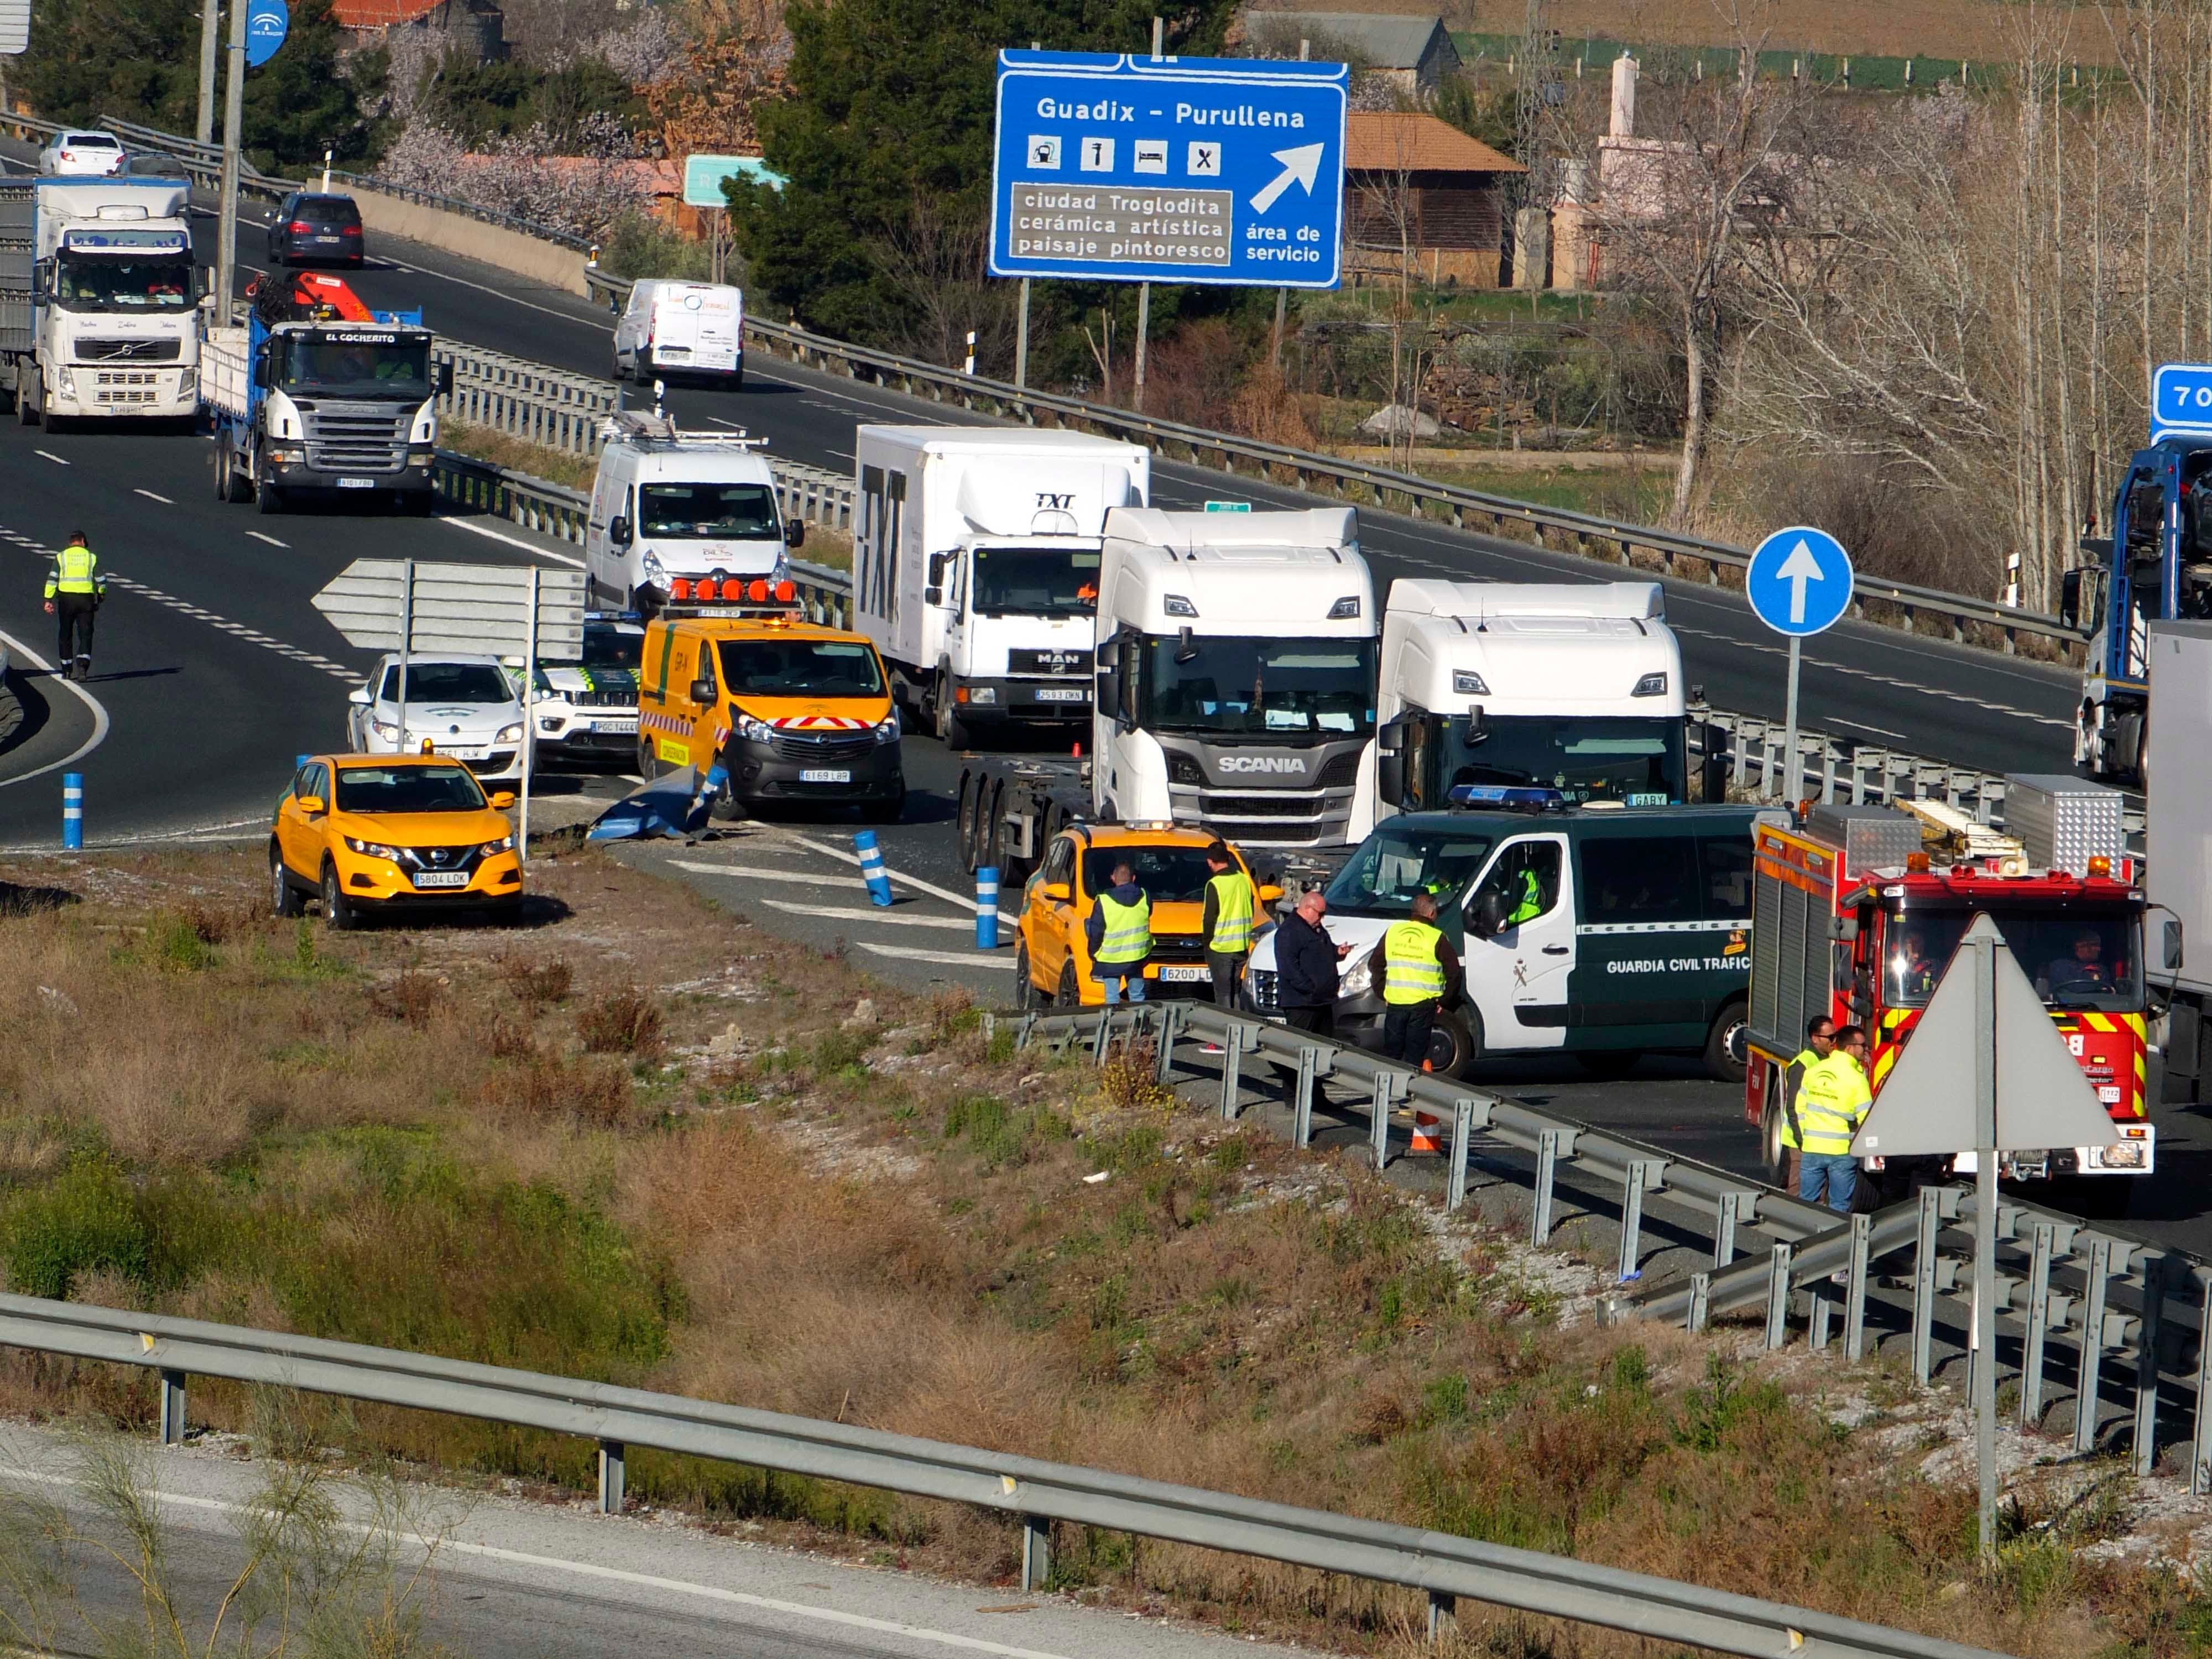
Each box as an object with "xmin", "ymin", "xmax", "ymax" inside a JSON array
[{"xmin": 513, "ymin": 615, "xmax": 645, "ymax": 765}]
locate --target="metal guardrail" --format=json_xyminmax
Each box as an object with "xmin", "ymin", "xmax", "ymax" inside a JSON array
[
  {"xmin": 1005, "ymin": 999, "xmax": 2212, "ymax": 1498},
  {"xmin": 0, "ymin": 1295, "xmax": 2000, "ymax": 1659}
]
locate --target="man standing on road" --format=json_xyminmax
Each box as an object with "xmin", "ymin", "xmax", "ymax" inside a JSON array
[
  {"xmin": 1365, "ymin": 890, "xmax": 1462, "ymax": 1070},
  {"xmin": 1087, "ymin": 861, "xmax": 1152, "ymax": 1005},
  {"xmin": 1198, "ymin": 844, "xmax": 1257, "ymax": 1052},
  {"xmin": 43, "ymin": 529, "xmax": 104, "ymax": 682},
  {"xmin": 1778, "ymin": 1015, "xmax": 1837, "ymax": 1192},
  {"xmin": 1796, "ymin": 1024, "xmax": 1872, "ymax": 1213},
  {"xmin": 1272, "ymin": 888, "xmax": 1339, "ymax": 1098}
]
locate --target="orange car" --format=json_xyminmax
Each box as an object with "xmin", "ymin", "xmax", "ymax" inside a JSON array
[{"xmin": 270, "ymin": 754, "xmax": 522, "ymax": 928}]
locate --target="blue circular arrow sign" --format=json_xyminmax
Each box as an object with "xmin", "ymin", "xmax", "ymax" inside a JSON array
[
  {"xmin": 245, "ymin": 0, "xmax": 289, "ymax": 69},
  {"xmin": 1745, "ymin": 524, "xmax": 1855, "ymax": 638}
]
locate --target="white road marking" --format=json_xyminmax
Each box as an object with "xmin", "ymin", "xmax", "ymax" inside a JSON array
[
  {"xmin": 246, "ymin": 530, "xmax": 288, "ymax": 548},
  {"xmin": 778, "ymin": 827, "xmax": 995, "ymax": 912},
  {"xmin": 437, "ymin": 514, "xmax": 586, "ymax": 567},
  {"xmin": 32, "ymin": 450, "xmax": 66, "ymax": 466},
  {"xmin": 132, "ymin": 488, "xmax": 174, "ymax": 505},
  {"xmin": 0, "ymin": 623, "xmax": 109, "ymax": 790},
  {"xmin": 1828, "ymin": 717, "xmax": 1908, "ymax": 740},
  {"xmin": 758, "ymin": 896, "xmax": 1012, "ymax": 932},
  {"xmin": 670, "ymin": 858, "xmax": 876, "ymax": 890},
  {"xmin": 1668, "ymin": 623, "xmax": 2073, "ymax": 729},
  {"xmin": 858, "ymin": 942, "xmax": 1008, "ymax": 967}
]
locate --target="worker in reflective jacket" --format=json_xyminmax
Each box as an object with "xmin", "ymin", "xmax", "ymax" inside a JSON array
[
  {"xmin": 1506, "ymin": 863, "xmax": 1545, "ymax": 926},
  {"xmin": 1777, "ymin": 1015, "xmax": 1836, "ymax": 1192},
  {"xmin": 1364, "ymin": 891, "xmax": 1462, "ymax": 1071},
  {"xmin": 1796, "ymin": 1025, "xmax": 1871, "ymax": 1213},
  {"xmin": 1086, "ymin": 861, "xmax": 1152, "ymax": 1005},
  {"xmin": 1201, "ymin": 842, "xmax": 1256, "ymax": 1010},
  {"xmin": 43, "ymin": 529, "xmax": 105, "ymax": 682}
]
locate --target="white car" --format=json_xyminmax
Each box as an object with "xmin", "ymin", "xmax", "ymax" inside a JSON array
[
  {"xmin": 347, "ymin": 654, "xmax": 528, "ymax": 783},
  {"xmin": 513, "ymin": 617, "xmax": 644, "ymax": 765},
  {"xmin": 38, "ymin": 131, "xmax": 125, "ymax": 176}
]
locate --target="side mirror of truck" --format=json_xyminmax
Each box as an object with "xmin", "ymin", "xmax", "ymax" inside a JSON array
[
  {"xmin": 1095, "ymin": 666, "xmax": 1121, "ymax": 718},
  {"xmin": 251, "ymin": 358, "xmax": 270, "ymax": 390},
  {"xmin": 923, "ymin": 586, "xmax": 942, "ymax": 606},
  {"xmin": 435, "ymin": 361, "xmax": 455, "ymax": 398},
  {"xmin": 1376, "ymin": 747, "xmax": 1405, "ymax": 807},
  {"xmin": 608, "ymin": 517, "xmax": 632, "ymax": 547},
  {"xmin": 31, "ymin": 260, "xmax": 50, "ymax": 300},
  {"xmin": 2165, "ymin": 916, "xmax": 2185, "ymax": 973},
  {"xmin": 2059, "ymin": 569, "xmax": 2083, "ymax": 631},
  {"xmin": 688, "ymin": 678, "xmax": 718, "ymax": 706},
  {"xmin": 784, "ymin": 519, "xmax": 805, "ymax": 549},
  {"xmin": 1700, "ymin": 723, "xmax": 1727, "ymax": 802}
]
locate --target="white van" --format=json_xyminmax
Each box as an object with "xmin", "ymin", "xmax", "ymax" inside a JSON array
[
  {"xmin": 585, "ymin": 412, "xmax": 802, "ymax": 613},
  {"xmin": 614, "ymin": 281, "xmax": 744, "ymax": 386}
]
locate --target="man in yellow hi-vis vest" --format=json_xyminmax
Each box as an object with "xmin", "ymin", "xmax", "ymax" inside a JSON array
[
  {"xmin": 1201, "ymin": 842, "xmax": 1257, "ymax": 1012},
  {"xmin": 1086, "ymin": 861, "xmax": 1153, "ymax": 1005},
  {"xmin": 1796, "ymin": 1024, "xmax": 1871, "ymax": 1213},
  {"xmin": 1363, "ymin": 890, "xmax": 1463, "ymax": 1070},
  {"xmin": 43, "ymin": 529, "xmax": 105, "ymax": 682},
  {"xmin": 1777, "ymin": 1015, "xmax": 1836, "ymax": 1191}
]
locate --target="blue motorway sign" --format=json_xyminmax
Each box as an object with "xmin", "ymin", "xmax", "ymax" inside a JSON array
[
  {"xmin": 989, "ymin": 50, "xmax": 1348, "ymax": 289},
  {"xmin": 1746, "ymin": 525, "xmax": 1854, "ymax": 638},
  {"xmin": 2153, "ymin": 362, "xmax": 2212, "ymax": 442},
  {"xmin": 244, "ymin": 0, "xmax": 288, "ymax": 67}
]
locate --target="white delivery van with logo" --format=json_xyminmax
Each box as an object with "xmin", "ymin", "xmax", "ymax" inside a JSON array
[{"xmin": 614, "ymin": 281, "xmax": 744, "ymax": 386}]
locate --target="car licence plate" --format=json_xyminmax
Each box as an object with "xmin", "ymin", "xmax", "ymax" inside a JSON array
[
  {"xmin": 1157, "ymin": 964, "xmax": 1208, "ymax": 983},
  {"xmin": 1035, "ymin": 686, "xmax": 1087, "ymax": 702},
  {"xmin": 591, "ymin": 719, "xmax": 637, "ymax": 734},
  {"xmin": 799, "ymin": 768, "xmax": 852, "ymax": 784},
  {"xmin": 412, "ymin": 872, "xmax": 469, "ymax": 889},
  {"xmin": 337, "ymin": 477, "xmax": 374, "ymax": 489},
  {"xmin": 441, "ymin": 747, "xmax": 487, "ymax": 759}
]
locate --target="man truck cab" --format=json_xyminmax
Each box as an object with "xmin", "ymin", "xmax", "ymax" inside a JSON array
[{"xmin": 586, "ymin": 411, "xmax": 801, "ymax": 614}]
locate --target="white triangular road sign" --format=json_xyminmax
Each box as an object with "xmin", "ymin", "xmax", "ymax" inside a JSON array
[{"xmin": 1852, "ymin": 913, "xmax": 2119, "ymax": 1156}]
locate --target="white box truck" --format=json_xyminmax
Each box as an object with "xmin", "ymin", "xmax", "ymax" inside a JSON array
[
  {"xmin": 1362, "ymin": 580, "xmax": 1701, "ymax": 839},
  {"xmin": 852, "ymin": 427, "xmax": 1149, "ymax": 747},
  {"xmin": 0, "ymin": 175, "xmax": 203, "ymax": 424},
  {"xmin": 2143, "ymin": 621, "xmax": 2212, "ymax": 1104}
]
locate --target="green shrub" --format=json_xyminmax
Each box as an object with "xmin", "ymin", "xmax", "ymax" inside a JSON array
[{"xmin": 2, "ymin": 1156, "xmax": 149, "ymax": 1298}]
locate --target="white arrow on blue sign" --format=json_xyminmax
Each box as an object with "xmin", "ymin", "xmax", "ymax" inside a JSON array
[
  {"xmin": 244, "ymin": 0, "xmax": 289, "ymax": 67},
  {"xmin": 1746, "ymin": 525, "xmax": 1854, "ymax": 638}
]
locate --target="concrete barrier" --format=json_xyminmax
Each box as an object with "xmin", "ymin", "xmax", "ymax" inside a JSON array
[{"xmin": 348, "ymin": 187, "xmax": 591, "ymax": 298}]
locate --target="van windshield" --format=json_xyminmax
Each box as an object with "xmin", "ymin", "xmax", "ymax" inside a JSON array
[
  {"xmin": 640, "ymin": 483, "xmax": 779, "ymax": 540},
  {"xmin": 717, "ymin": 638, "xmax": 884, "ymax": 698},
  {"xmin": 1324, "ymin": 827, "xmax": 1495, "ymax": 918}
]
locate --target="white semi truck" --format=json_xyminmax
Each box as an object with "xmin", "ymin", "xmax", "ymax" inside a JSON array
[
  {"xmin": 2143, "ymin": 620, "xmax": 2212, "ymax": 1105},
  {"xmin": 954, "ymin": 507, "xmax": 1378, "ymax": 879},
  {"xmin": 1362, "ymin": 580, "xmax": 1705, "ymax": 839},
  {"xmin": 851, "ymin": 426, "xmax": 1150, "ymax": 746},
  {"xmin": 0, "ymin": 175, "xmax": 202, "ymax": 424}
]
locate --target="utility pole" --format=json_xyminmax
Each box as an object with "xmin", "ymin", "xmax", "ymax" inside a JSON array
[
  {"xmin": 196, "ymin": 0, "xmax": 222, "ymax": 146},
  {"xmin": 214, "ymin": 0, "xmax": 248, "ymax": 320},
  {"xmin": 1131, "ymin": 15, "xmax": 1165, "ymax": 415}
]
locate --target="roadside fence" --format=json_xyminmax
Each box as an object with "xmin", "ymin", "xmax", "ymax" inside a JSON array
[{"xmin": 997, "ymin": 1000, "xmax": 2212, "ymax": 1498}]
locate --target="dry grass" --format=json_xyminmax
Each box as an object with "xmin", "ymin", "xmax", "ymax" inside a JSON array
[{"xmin": 0, "ymin": 845, "xmax": 2177, "ymax": 1657}]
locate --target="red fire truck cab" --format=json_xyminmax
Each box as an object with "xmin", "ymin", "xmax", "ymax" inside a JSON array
[{"xmin": 1743, "ymin": 797, "xmax": 2151, "ymax": 1213}]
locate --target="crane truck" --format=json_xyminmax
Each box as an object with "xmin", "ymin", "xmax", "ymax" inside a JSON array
[
  {"xmin": 0, "ymin": 174, "xmax": 203, "ymax": 424},
  {"xmin": 204, "ymin": 270, "xmax": 451, "ymax": 515}
]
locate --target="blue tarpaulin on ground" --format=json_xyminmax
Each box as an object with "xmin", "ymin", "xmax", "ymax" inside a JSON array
[{"xmin": 585, "ymin": 765, "xmax": 725, "ymax": 840}]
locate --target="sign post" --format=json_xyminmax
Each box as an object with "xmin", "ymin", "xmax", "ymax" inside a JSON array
[
  {"xmin": 1851, "ymin": 914, "xmax": 2122, "ymax": 1558},
  {"xmin": 1744, "ymin": 525, "xmax": 1854, "ymax": 801}
]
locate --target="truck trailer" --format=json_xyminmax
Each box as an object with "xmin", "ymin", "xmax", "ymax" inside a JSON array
[
  {"xmin": 852, "ymin": 426, "xmax": 1149, "ymax": 745},
  {"xmin": 0, "ymin": 174, "xmax": 202, "ymax": 424}
]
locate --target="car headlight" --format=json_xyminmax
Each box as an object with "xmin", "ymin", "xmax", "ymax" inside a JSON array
[
  {"xmin": 872, "ymin": 713, "xmax": 900, "ymax": 744},
  {"xmin": 641, "ymin": 551, "xmax": 669, "ymax": 587},
  {"xmin": 1339, "ymin": 956, "xmax": 1374, "ymax": 998},
  {"xmin": 344, "ymin": 836, "xmax": 401, "ymax": 862},
  {"xmin": 495, "ymin": 724, "xmax": 524, "ymax": 744},
  {"xmin": 479, "ymin": 834, "xmax": 515, "ymax": 857},
  {"xmin": 734, "ymin": 713, "xmax": 775, "ymax": 744},
  {"xmin": 369, "ymin": 719, "xmax": 398, "ymax": 739}
]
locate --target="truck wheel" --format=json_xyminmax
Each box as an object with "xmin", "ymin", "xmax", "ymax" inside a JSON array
[
  {"xmin": 968, "ymin": 781, "xmax": 1000, "ymax": 870},
  {"xmin": 1704, "ymin": 998, "xmax": 1749, "ymax": 1083},
  {"xmin": 1757, "ymin": 1073, "xmax": 1790, "ymax": 1180},
  {"xmin": 992, "ymin": 805, "xmax": 1029, "ymax": 888},
  {"xmin": 935, "ymin": 671, "xmax": 972, "ymax": 750},
  {"xmin": 18, "ymin": 368, "xmax": 39, "ymax": 426},
  {"xmin": 1013, "ymin": 944, "xmax": 1037, "ymax": 1011},
  {"xmin": 956, "ymin": 771, "xmax": 980, "ymax": 861},
  {"xmin": 257, "ymin": 476, "xmax": 286, "ymax": 514}
]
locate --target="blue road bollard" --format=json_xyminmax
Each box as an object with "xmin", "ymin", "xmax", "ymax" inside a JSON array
[
  {"xmin": 61, "ymin": 772, "xmax": 82, "ymax": 850},
  {"xmin": 854, "ymin": 830, "xmax": 894, "ymax": 907},
  {"xmin": 975, "ymin": 866, "xmax": 999, "ymax": 950}
]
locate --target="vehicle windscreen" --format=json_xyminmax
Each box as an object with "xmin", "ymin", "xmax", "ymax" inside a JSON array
[
  {"xmin": 1081, "ymin": 846, "xmax": 1222, "ymax": 905},
  {"xmin": 1324, "ymin": 827, "xmax": 1496, "ymax": 918},
  {"xmin": 1886, "ymin": 907, "xmax": 2145, "ymax": 1011},
  {"xmin": 276, "ymin": 332, "xmax": 430, "ymax": 398},
  {"xmin": 639, "ymin": 483, "xmax": 779, "ymax": 540},
  {"xmin": 580, "ymin": 627, "xmax": 643, "ymax": 671},
  {"xmin": 717, "ymin": 638, "xmax": 884, "ymax": 697},
  {"xmin": 1439, "ymin": 715, "xmax": 1686, "ymax": 806},
  {"xmin": 970, "ymin": 545, "xmax": 1101, "ymax": 617},
  {"xmin": 1140, "ymin": 636, "xmax": 1376, "ymax": 736},
  {"xmin": 379, "ymin": 663, "xmax": 512, "ymax": 703},
  {"xmin": 333, "ymin": 765, "xmax": 488, "ymax": 813},
  {"xmin": 53, "ymin": 254, "xmax": 195, "ymax": 312},
  {"xmin": 293, "ymin": 195, "xmax": 360, "ymax": 224}
]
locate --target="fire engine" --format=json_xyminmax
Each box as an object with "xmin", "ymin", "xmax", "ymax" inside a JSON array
[{"xmin": 1743, "ymin": 778, "xmax": 2152, "ymax": 1214}]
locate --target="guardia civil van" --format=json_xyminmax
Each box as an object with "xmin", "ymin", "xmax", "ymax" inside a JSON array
[{"xmin": 1246, "ymin": 793, "xmax": 1781, "ymax": 1079}]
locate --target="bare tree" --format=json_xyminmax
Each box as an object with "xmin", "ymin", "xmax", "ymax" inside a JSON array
[{"xmin": 867, "ymin": 192, "xmax": 1016, "ymax": 374}]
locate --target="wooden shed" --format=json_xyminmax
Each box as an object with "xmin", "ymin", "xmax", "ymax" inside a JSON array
[{"xmin": 1343, "ymin": 112, "xmax": 1524, "ymax": 288}]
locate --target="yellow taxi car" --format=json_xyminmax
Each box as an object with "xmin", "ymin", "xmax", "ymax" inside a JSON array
[
  {"xmin": 270, "ymin": 754, "xmax": 523, "ymax": 929},
  {"xmin": 637, "ymin": 600, "xmax": 904, "ymax": 822},
  {"xmin": 1013, "ymin": 823, "xmax": 1278, "ymax": 1008}
]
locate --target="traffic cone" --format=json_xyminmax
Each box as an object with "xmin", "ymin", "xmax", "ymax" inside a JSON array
[{"xmin": 1409, "ymin": 1106, "xmax": 1446, "ymax": 1155}]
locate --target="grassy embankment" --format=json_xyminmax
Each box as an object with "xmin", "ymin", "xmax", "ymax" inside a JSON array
[{"xmin": 0, "ymin": 847, "xmax": 2184, "ymax": 1656}]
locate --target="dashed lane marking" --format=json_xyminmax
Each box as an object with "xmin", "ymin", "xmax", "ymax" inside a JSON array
[
  {"xmin": 0, "ymin": 522, "xmax": 356, "ymax": 681},
  {"xmin": 778, "ymin": 826, "xmax": 997, "ymax": 912},
  {"xmin": 1668, "ymin": 623, "xmax": 2074, "ymax": 731},
  {"xmin": 32, "ymin": 450, "xmax": 66, "ymax": 466},
  {"xmin": 858, "ymin": 942, "xmax": 1010, "ymax": 968},
  {"xmin": 133, "ymin": 489, "xmax": 174, "ymax": 505},
  {"xmin": 246, "ymin": 531, "xmax": 288, "ymax": 549},
  {"xmin": 437, "ymin": 513, "xmax": 585, "ymax": 567},
  {"xmin": 759, "ymin": 896, "xmax": 992, "ymax": 933}
]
